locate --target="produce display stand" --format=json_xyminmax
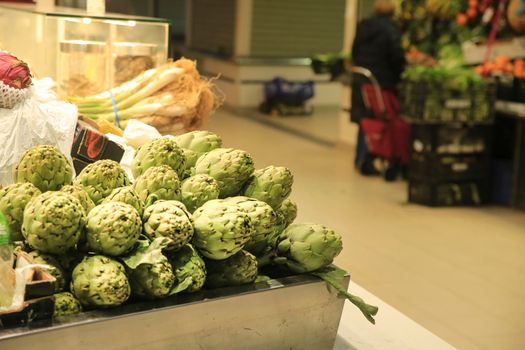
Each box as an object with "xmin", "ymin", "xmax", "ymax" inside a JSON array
[{"xmin": 0, "ymin": 273, "xmax": 349, "ymax": 350}]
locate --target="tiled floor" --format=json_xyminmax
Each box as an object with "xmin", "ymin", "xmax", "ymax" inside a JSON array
[
  {"xmin": 235, "ymin": 105, "xmax": 340, "ymax": 146},
  {"xmin": 207, "ymin": 108, "xmax": 525, "ymax": 350}
]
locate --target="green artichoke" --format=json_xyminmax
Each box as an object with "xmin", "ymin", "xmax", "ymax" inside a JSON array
[
  {"xmin": 243, "ymin": 166, "xmax": 293, "ymax": 209},
  {"xmin": 277, "ymin": 198, "xmax": 297, "ymax": 228},
  {"xmin": 223, "ymin": 196, "xmax": 276, "ymax": 256},
  {"xmin": 71, "ymin": 255, "xmax": 130, "ymax": 308},
  {"xmin": 143, "ymin": 200, "xmax": 193, "ymax": 251},
  {"xmin": 13, "ymin": 145, "xmax": 73, "ymax": 192},
  {"xmin": 180, "ymin": 148, "xmax": 198, "ymax": 179},
  {"xmin": 53, "ymin": 292, "xmax": 82, "ymax": 317},
  {"xmin": 55, "ymin": 252, "xmax": 85, "ymax": 274},
  {"xmin": 121, "ymin": 238, "xmax": 175, "ymax": 299},
  {"xmin": 133, "ymin": 165, "xmax": 181, "ymax": 207},
  {"xmin": 192, "ymin": 199, "xmax": 254, "ymax": 260},
  {"xmin": 274, "ymin": 223, "xmax": 343, "ymax": 273},
  {"xmin": 168, "ymin": 244, "xmax": 206, "ymax": 293},
  {"xmin": 86, "ymin": 202, "xmax": 141, "ymax": 256},
  {"xmin": 180, "ymin": 174, "xmax": 220, "ymax": 213},
  {"xmin": 74, "ymin": 160, "xmax": 131, "ymax": 205},
  {"xmin": 102, "ymin": 186, "xmax": 144, "ymax": 216},
  {"xmin": 174, "ymin": 130, "xmax": 222, "ymax": 155},
  {"xmin": 175, "ymin": 131, "xmax": 222, "ymax": 175},
  {"xmin": 22, "ymin": 192, "xmax": 85, "ymax": 254},
  {"xmin": 132, "ymin": 138, "xmax": 186, "ymax": 179},
  {"xmin": 0, "ymin": 182, "xmax": 41, "ymax": 241},
  {"xmin": 129, "ymin": 255, "xmax": 175, "ymax": 299},
  {"xmin": 28, "ymin": 250, "xmax": 67, "ymax": 292},
  {"xmin": 205, "ymin": 250, "xmax": 258, "ymax": 288},
  {"xmin": 60, "ymin": 185, "xmax": 95, "ymax": 215},
  {"xmin": 194, "ymin": 148, "xmax": 255, "ymax": 198}
]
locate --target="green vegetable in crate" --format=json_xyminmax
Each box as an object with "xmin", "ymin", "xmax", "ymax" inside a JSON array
[
  {"xmin": 274, "ymin": 223, "xmax": 343, "ymax": 273},
  {"xmin": 60, "ymin": 185, "xmax": 95, "ymax": 215},
  {"xmin": 28, "ymin": 251, "xmax": 67, "ymax": 292},
  {"xmin": 86, "ymin": 202, "xmax": 141, "ymax": 256},
  {"xmin": 53, "ymin": 292, "xmax": 82, "ymax": 317},
  {"xmin": 0, "ymin": 182, "xmax": 41, "ymax": 241},
  {"xmin": 194, "ymin": 148, "xmax": 254, "ymax": 198},
  {"xmin": 22, "ymin": 192, "xmax": 85, "ymax": 254},
  {"xmin": 192, "ymin": 199, "xmax": 254, "ymax": 260},
  {"xmin": 223, "ymin": 196, "xmax": 276, "ymax": 256},
  {"xmin": 71, "ymin": 255, "xmax": 130, "ymax": 308},
  {"xmin": 74, "ymin": 160, "xmax": 131, "ymax": 205},
  {"xmin": 132, "ymin": 138, "xmax": 186, "ymax": 179},
  {"xmin": 276, "ymin": 198, "xmax": 297, "ymax": 228},
  {"xmin": 143, "ymin": 200, "xmax": 193, "ymax": 251},
  {"xmin": 102, "ymin": 186, "xmax": 144, "ymax": 216},
  {"xmin": 205, "ymin": 250, "xmax": 257, "ymax": 288},
  {"xmin": 133, "ymin": 165, "xmax": 181, "ymax": 207},
  {"xmin": 123, "ymin": 239, "xmax": 175, "ymax": 299},
  {"xmin": 242, "ymin": 166, "xmax": 293, "ymax": 210},
  {"xmin": 13, "ymin": 145, "xmax": 73, "ymax": 192},
  {"xmin": 180, "ymin": 174, "xmax": 220, "ymax": 213},
  {"xmin": 168, "ymin": 244, "xmax": 206, "ymax": 293}
]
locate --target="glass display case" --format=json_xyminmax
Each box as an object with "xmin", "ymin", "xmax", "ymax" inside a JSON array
[{"xmin": 0, "ymin": 3, "xmax": 169, "ymax": 97}]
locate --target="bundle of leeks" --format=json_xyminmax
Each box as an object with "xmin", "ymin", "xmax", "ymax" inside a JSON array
[{"xmin": 68, "ymin": 57, "xmax": 222, "ymax": 134}]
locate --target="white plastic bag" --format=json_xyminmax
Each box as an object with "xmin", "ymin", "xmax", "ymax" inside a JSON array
[
  {"xmin": 123, "ymin": 119, "xmax": 162, "ymax": 149},
  {"xmin": 105, "ymin": 133, "xmax": 136, "ymax": 181},
  {"xmin": 0, "ymin": 78, "xmax": 78, "ymax": 187}
]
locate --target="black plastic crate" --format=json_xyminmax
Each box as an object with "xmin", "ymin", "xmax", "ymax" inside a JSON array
[
  {"xmin": 411, "ymin": 124, "xmax": 492, "ymax": 155},
  {"xmin": 408, "ymin": 180, "xmax": 488, "ymax": 207},
  {"xmin": 495, "ymin": 76, "xmax": 516, "ymax": 102},
  {"xmin": 410, "ymin": 153, "xmax": 490, "ymax": 182},
  {"xmin": 401, "ymin": 81, "xmax": 496, "ymax": 123},
  {"xmin": 516, "ymin": 79, "xmax": 525, "ymax": 102}
]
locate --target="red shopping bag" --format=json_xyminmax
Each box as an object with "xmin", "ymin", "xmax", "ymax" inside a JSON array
[
  {"xmin": 359, "ymin": 84, "xmax": 410, "ymax": 164},
  {"xmin": 361, "ymin": 117, "xmax": 394, "ymax": 160}
]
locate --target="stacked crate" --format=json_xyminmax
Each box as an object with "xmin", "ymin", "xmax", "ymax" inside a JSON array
[{"xmin": 402, "ymin": 81, "xmax": 495, "ymax": 206}]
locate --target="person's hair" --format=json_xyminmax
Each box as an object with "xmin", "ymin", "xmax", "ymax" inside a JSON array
[{"xmin": 374, "ymin": 0, "xmax": 395, "ymax": 17}]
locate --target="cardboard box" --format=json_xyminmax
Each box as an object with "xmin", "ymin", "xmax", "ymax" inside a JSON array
[
  {"xmin": 71, "ymin": 119, "xmax": 125, "ymax": 174},
  {"xmin": 0, "ymin": 252, "xmax": 56, "ymax": 328}
]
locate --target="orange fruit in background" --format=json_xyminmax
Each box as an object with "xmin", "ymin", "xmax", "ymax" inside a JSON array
[
  {"xmin": 466, "ymin": 8, "xmax": 477, "ymax": 19},
  {"xmin": 456, "ymin": 13, "xmax": 468, "ymax": 25}
]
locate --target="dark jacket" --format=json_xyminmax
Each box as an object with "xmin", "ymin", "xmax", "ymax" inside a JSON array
[
  {"xmin": 350, "ymin": 15, "xmax": 405, "ymax": 123},
  {"xmin": 352, "ymin": 15, "xmax": 406, "ymax": 88}
]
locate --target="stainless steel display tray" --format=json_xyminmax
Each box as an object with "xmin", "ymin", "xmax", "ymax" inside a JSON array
[{"xmin": 0, "ymin": 273, "xmax": 349, "ymax": 350}]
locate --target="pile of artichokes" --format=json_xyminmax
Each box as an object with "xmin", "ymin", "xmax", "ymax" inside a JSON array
[{"xmin": 0, "ymin": 131, "xmax": 377, "ymax": 324}]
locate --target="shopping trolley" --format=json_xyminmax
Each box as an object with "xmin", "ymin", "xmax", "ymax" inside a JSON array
[
  {"xmin": 349, "ymin": 66, "xmax": 411, "ymax": 180},
  {"xmin": 259, "ymin": 77, "xmax": 315, "ymax": 116}
]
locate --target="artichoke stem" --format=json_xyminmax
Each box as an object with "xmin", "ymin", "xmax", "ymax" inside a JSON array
[{"xmin": 312, "ymin": 267, "xmax": 378, "ymax": 325}]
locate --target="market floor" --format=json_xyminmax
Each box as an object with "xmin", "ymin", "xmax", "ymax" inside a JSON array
[{"xmin": 206, "ymin": 108, "xmax": 525, "ymax": 350}]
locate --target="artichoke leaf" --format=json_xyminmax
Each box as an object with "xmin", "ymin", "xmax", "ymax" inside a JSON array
[
  {"xmin": 121, "ymin": 237, "xmax": 171, "ymax": 269},
  {"xmin": 168, "ymin": 276, "xmax": 194, "ymax": 295},
  {"xmin": 311, "ymin": 265, "xmax": 378, "ymax": 325},
  {"xmin": 255, "ymin": 275, "xmax": 271, "ymax": 283}
]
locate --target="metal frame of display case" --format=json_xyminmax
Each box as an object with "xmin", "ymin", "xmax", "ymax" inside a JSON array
[{"xmin": 0, "ymin": 273, "xmax": 349, "ymax": 350}]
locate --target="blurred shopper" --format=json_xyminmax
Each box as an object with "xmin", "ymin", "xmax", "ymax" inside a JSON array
[{"xmin": 351, "ymin": 0, "xmax": 406, "ymax": 177}]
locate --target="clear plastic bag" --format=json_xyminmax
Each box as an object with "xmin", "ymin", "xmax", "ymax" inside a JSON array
[{"xmin": 0, "ymin": 78, "xmax": 78, "ymax": 187}]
